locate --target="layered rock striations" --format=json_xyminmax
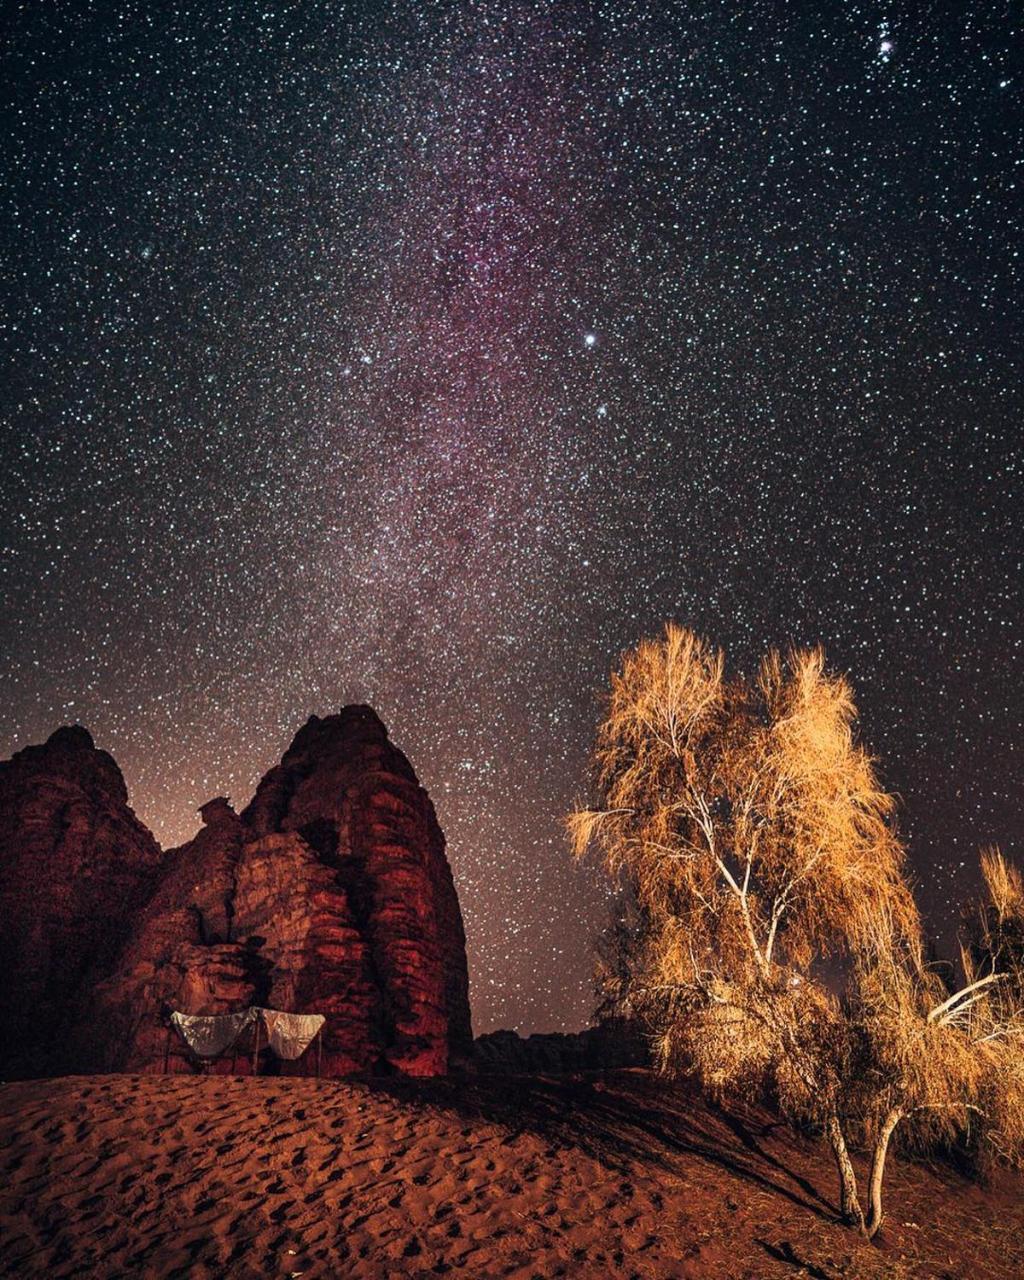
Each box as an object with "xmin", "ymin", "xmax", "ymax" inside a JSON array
[
  {"xmin": 0, "ymin": 726, "xmax": 163, "ymax": 1079},
  {"xmin": 83, "ymin": 706, "xmax": 472, "ymax": 1077}
]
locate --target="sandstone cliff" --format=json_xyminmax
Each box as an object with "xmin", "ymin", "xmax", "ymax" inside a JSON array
[
  {"xmin": 0, "ymin": 726, "xmax": 163, "ymax": 1079},
  {"xmin": 85, "ymin": 706, "xmax": 472, "ymax": 1076},
  {"xmin": 1, "ymin": 708, "xmax": 472, "ymax": 1079}
]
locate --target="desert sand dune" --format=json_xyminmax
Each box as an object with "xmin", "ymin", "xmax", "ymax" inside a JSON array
[{"xmin": 1, "ymin": 1071, "xmax": 1022, "ymax": 1278}]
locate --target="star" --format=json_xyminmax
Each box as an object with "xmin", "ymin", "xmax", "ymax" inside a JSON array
[{"xmin": 1, "ymin": 0, "xmax": 1019, "ymax": 1036}]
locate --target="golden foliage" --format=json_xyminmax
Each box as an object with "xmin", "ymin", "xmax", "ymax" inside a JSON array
[
  {"xmin": 572, "ymin": 623, "xmax": 1024, "ymax": 1233},
  {"xmin": 571, "ymin": 624, "xmax": 913, "ymax": 1113}
]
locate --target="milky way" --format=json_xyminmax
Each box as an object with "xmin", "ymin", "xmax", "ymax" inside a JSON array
[{"xmin": 2, "ymin": 3, "xmax": 1021, "ymax": 1032}]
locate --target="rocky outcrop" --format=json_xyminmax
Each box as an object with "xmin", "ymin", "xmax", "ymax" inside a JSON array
[
  {"xmin": 84, "ymin": 706, "xmax": 472, "ymax": 1077},
  {"xmin": 473, "ymin": 1019, "xmax": 648, "ymax": 1075},
  {"xmin": 0, "ymin": 726, "xmax": 163, "ymax": 1079}
]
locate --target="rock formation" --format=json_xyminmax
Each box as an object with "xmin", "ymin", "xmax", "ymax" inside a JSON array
[
  {"xmin": 83, "ymin": 706, "xmax": 472, "ymax": 1077},
  {"xmin": 0, "ymin": 726, "xmax": 163, "ymax": 1079},
  {"xmin": 0, "ymin": 707, "xmax": 472, "ymax": 1079},
  {"xmin": 473, "ymin": 1019, "xmax": 648, "ymax": 1075}
]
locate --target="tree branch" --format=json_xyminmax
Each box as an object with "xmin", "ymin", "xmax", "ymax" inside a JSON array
[{"xmin": 927, "ymin": 972, "xmax": 1003, "ymax": 1025}]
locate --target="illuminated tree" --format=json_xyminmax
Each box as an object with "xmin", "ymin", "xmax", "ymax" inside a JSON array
[
  {"xmin": 571, "ymin": 624, "xmax": 1024, "ymax": 1236},
  {"xmin": 853, "ymin": 848, "xmax": 1024, "ymax": 1233}
]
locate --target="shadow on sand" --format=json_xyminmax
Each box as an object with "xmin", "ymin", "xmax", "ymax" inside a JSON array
[{"xmin": 360, "ymin": 1070, "xmax": 839, "ymax": 1225}]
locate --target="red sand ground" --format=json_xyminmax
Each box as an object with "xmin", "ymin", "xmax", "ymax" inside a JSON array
[{"xmin": 1, "ymin": 1070, "xmax": 1022, "ymax": 1278}]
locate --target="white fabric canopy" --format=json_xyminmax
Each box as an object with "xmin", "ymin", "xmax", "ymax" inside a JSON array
[
  {"xmin": 168, "ymin": 1007, "xmax": 325, "ymax": 1062},
  {"xmin": 170, "ymin": 1008, "xmax": 257, "ymax": 1058},
  {"xmin": 257, "ymin": 1009, "xmax": 326, "ymax": 1060}
]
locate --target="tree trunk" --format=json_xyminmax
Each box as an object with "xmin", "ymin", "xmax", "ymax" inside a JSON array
[
  {"xmin": 865, "ymin": 1108, "xmax": 902, "ymax": 1239},
  {"xmin": 825, "ymin": 1112, "xmax": 865, "ymax": 1232}
]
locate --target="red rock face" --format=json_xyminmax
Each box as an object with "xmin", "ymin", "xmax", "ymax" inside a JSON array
[
  {"xmin": 241, "ymin": 706, "xmax": 472, "ymax": 1073},
  {"xmin": 0, "ymin": 726, "xmax": 163, "ymax": 1079},
  {"xmin": 83, "ymin": 706, "xmax": 472, "ymax": 1077}
]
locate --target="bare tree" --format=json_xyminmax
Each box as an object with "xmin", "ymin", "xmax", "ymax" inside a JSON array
[{"xmin": 571, "ymin": 624, "xmax": 1024, "ymax": 1236}]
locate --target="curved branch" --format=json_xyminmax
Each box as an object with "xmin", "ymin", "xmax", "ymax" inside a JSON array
[{"xmin": 927, "ymin": 972, "xmax": 1003, "ymax": 1025}]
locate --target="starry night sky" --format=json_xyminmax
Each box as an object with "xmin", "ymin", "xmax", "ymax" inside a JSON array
[{"xmin": 1, "ymin": 2, "xmax": 1021, "ymax": 1033}]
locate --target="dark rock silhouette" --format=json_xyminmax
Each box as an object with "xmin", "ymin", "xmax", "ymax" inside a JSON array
[
  {"xmin": 1, "ymin": 708, "xmax": 472, "ymax": 1078},
  {"xmin": 473, "ymin": 1019, "xmax": 648, "ymax": 1075},
  {"xmin": 0, "ymin": 726, "xmax": 163, "ymax": 1079}
]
